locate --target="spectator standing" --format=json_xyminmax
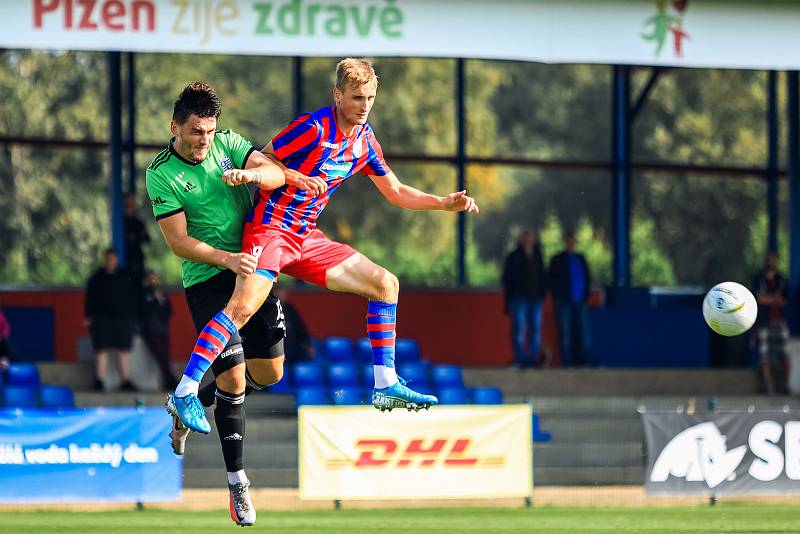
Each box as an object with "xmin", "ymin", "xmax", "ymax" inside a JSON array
[
  {"xmin": 140, "ymin": 270, "xmax": 178, "ymax": 390},
  {"xmin": 123, "ymin": 192, "xmax": 150, "ymax": 287},
  {"xmin": 273, "ymin": 285, "xmax": 313, "ymax": 362},
  {"xmin": 548, "ymin": 232, "xmax": 592, "ymax": 367},
  {"xmin": 85, "ymin": 247, "xmax": 137, "ymax": 391},
  {"xmin": 751, "ymin": 251, "xmax": 789, "ymax": 395},
  {"xmin": 502, "ymin": 229, "xmax": 546, "ymax": 368}
]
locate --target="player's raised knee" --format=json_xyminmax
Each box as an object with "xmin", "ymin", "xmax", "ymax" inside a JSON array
[
  {"xmin": 226, "ymin": 300, "xmax": 260, "ymax": 328},
  {"xmin": 216, "ymin": 364, "xmax": 247, "ymax": 394},
  {"xmin": 377, "ymin": 270, "xmax": 399, "ymax": 301},
  {"xmin": 246, "ymin": 360, "xmax": 284, "ymax": 388}
]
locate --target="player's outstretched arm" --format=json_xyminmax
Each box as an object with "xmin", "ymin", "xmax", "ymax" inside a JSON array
[
  {"xmin": 369, "ymin": 172, "xmax": 479, "ymax": 213},
  {"xmin": 260, "ymin": 142, "xmax": 328, "ymax": 197},
  {"xmin": 221, "ymin": 149, "xmax": 285, "ymax": 190},
  {"xmin": 157, "ymin": 211, "xmax": 258, "ymax": 276}
]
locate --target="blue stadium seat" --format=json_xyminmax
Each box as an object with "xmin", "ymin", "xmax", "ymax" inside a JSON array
[
  {"xmin": 355, "ymin": 337, "xmax": 372, "ymax": 361},
  {"xmin": 6, "ymin": 363, "xmax": 39, "ymax": 387},
  {"xmin": 533, "ymin": 413, "xmax": 552, "ymax": 442},
  {"xmin": 295, "ymin": 387, "xmax": 330, "ymax": 406},
  {"xmin": 360, "ymin": 362, "xmax": 374, "ymax": 387},
  {"xmin": 322, "ymin": 337, "xmax": 355, "ymax": 362},
  {"xmin": 431, "ymin": 365, "xmax": 463, "ymax": 388},
  {"xmin": 266, "ymin": 366, "xmax": 293, "ymax": 394},
  {"xmin": 328, "ymin": 364, "xmax": 359, "ymax": 388},
  {"xmin": 292, "ymin": 362, "xmax": 324, "ymax": 388},
  {"xmin": 39, "ymin": 385, "xmax": 75, "ymax": 408},
  {"xmin": 310, "ymin": 337, "xmax": 322, "ymax": 359},
  {"xmin": 471, "ymin": 387, "xmax": 503, "ymax": 405},
  {"xmin": 3, "ymin": 385, "xmax": 38, "ymax": 408},
  {"xmin": 406, "ymin": 382, "xmax": 438, "ymax": 397},
  {"xmin": 437, "ymin": 387, "xmax": 468, "ymax": 405},
  {"xmin": 266, "ymin": 379, "xmax": 293, "ymax": 394},
  {"xmin": 331, "ymin": 387, "xmax": 366, "ymax": 405},
  {"xmin": 395, "ymin": 338, "xmax": 421, "ymax": 361},
  {"xmin": 397, "ymin": 361, "xmax": 430, "ymax": 388}
]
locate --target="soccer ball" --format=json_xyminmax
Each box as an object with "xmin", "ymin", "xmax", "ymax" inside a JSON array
[{"xmin": 702, "ymin": 282, "xmax": 758, "ymax": 337}]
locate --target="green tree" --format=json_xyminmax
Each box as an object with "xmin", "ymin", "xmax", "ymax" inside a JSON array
[{"xmin": 0, "ymin": 51, "xmax": 109, "ymax": 284}]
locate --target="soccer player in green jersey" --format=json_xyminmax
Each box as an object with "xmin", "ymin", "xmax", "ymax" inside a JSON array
[{"xmin": 146, "ymin": 82, "xmax": 286, "ymax": 527}]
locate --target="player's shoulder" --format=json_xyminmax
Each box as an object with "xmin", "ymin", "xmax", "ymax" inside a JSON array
[
  {"xmin": 304, "ymin": 106, "xmax": 335, "ymax": 128},
  {"xmin": 361, "ymin": 122, "xmax": 377, "ymax": 136},
  {"xmin": 214, "ymin": 128, "xmax": 242, "ymax": 142},
  {"xmin": 277, "ymin": 109, "xmax": 324, "ymax": 137},
  {"xmin": 308, "ymin": 106, "xmax": 332, "ymax": 121},
  {"xmin": 213, "ymin": 128, "xmax": 253, "ymax": 156},
  {"xmin": 146, "ymin": 146, "xmax": 173, "ymax": 174}
]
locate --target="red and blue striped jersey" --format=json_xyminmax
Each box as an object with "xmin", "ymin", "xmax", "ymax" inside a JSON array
[{"xmin": 247, "ymin": 106, "xmax": 391, "ymax": 235}]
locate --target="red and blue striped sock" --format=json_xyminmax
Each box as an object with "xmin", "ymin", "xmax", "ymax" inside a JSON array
[
  {"xmin": 367, "ymin": 301, "xmax": 398, "ymax": 388},
  {"xmin": 176, "ymin": 311, "xmax": 237, "ymax": 397}
]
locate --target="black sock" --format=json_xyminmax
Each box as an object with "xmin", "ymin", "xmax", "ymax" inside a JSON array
[
  {"xmin": 201, "ymin": 367, "xmax": 263, "ymax": 408},
  {"xmin": 214, "ymin": 389, "xmax": 246, "ymax": 473},
  {"xmin": 198, "ymin": 381, "xmax": 217, "ymax": 407}
]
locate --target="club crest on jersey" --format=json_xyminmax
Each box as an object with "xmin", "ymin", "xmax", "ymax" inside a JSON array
[
  {"xmin": 220, "ymin": 156, "xmax": 234, "ymax": 172},
  {"xmin": 319, "ymin": 158, "xmax": 353, "ymax": 178},
  {"xmin": 353, "ymin": 137, "xmax": 365, "ymax": 159}
]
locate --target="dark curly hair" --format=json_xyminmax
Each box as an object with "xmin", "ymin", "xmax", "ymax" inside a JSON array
[{"xmin": 172, "ymin": 82, "xmax": 221, "ymax": 124}]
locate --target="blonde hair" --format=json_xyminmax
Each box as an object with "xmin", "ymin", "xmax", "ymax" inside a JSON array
[{"xmin": 335, "ymin": 58, "xmax": 379, "ymax": 92}]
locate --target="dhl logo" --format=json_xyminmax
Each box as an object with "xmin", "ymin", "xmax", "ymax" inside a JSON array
[{"xmin": 325, "ymin": 438, "xmax": 506, "ymax": 470}]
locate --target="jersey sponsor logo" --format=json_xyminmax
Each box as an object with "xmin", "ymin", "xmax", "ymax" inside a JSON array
[
  {"xmin": 173, "ymin": 171, "xmax": 195, "ymax": 192},
  {"xmin": 220, "ymin": 155, "xmax": 233, "ymax": 172},
  {"xmin": 321, "ymin": 141, "xmax": 340, "ymax": 149},
  {"xmin": 151, "ymin": 196, "xmax": 167, "ymax": 207},
  {"xmin": 319, "ymin": 158, "xmax": 353, "ymax": 177}
]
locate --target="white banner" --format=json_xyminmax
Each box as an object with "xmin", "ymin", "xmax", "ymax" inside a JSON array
[
  {"xmin": 2, "ymin": 1, "xmax": 800, "ymax": 70},
  {"xmin": 298, "ymin": 405, "xmax": 532, "ymax": 500}
]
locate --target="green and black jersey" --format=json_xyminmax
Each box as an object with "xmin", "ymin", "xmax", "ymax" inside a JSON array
[{"xmin": 145, "ymin": 129, "xmax": 255, "ymax": 288}]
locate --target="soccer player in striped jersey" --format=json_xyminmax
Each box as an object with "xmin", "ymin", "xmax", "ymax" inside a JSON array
[{"xmin": 174, "ymin": 58, "xmax": 478, "ymax": 429}]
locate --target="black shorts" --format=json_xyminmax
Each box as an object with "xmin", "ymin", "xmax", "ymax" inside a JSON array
[
  {"xmin": 89, "ymin": 317, "xmax": 135, "ymax": 351},
  {"xmin": 185, "ymin": 270, "xmax": 285, "ymax": 373}
]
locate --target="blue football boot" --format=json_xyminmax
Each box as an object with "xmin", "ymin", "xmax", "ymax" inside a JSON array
[
  {"xmin": 166, "ymin": 393, "xmax": 211, "ymax": 434},
  {"xmin": 372, "ymin": 377, "xmax": 438, "ymax": 412}
]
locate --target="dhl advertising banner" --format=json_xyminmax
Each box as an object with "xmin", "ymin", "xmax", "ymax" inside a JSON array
[
  {"xmin": 3, "ymin": 1, "xmax": 800, "ymax": 70},
  {"xmin": 298, "ymin": 405, "xmax": 532, "ymax": 500}
]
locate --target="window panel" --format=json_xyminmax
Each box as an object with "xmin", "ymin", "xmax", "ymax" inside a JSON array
[{"xmin": 468, "ymin": 165, "xmax": 611, "ymax": 287}]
